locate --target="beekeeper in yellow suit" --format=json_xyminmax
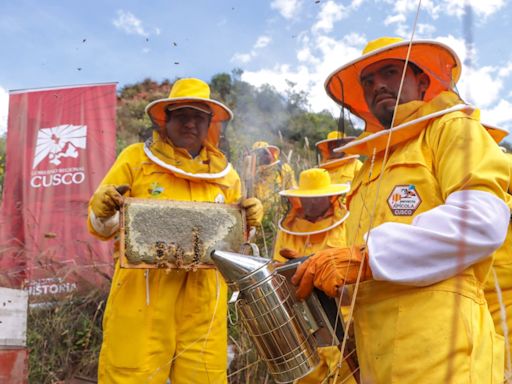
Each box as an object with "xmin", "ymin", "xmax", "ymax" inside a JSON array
[
  {"xmin": 315, "ymin": 131, "xmax": 362, "ymax": 185},
  {"xmin": 251, "ymin": 141, "xmax": 296, "ymax": 212},
  {"xmin": 273, "ymin": 168, "xmax": 357, "ymax": 383},
  {"xmin": 87, "ymin": 78, "xmax": 263, "ymax": 384},
  {"xmin": 274, "ymin": 168, "xmax": 349, "ymax": 263},
  {"xmin": 292, "ymin": 37, "xmax": 509, "ymax": 383},
  {"xmin": 483, "ymin": 125, "xmax": 512, "ymax": 381}
]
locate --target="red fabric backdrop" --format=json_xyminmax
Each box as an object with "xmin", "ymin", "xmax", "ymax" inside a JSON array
[{"xmin": 0, "ymin": 83, "xmax": 117, "ymax": 298}]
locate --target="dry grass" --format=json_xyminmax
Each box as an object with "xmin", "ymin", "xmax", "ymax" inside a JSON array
[
  {"xmin": 27, "ymin": 288, "xmax": 107, "ymax": 383},
  {"xmin": 27, "ymin": 286, "xmax": 277, "ymax": 384}
]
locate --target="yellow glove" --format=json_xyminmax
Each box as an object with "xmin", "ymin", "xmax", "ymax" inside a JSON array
[
  {"xmin": 242, "ymin": 197, "xmax": 264, "ymax": 226},
  {"xmin": 90, "ymin": 184, "xmax": 130, "ymax": 218},
  {"xmin": 291, "ymin": 245, "xmax": 371, "ymax": 300}
]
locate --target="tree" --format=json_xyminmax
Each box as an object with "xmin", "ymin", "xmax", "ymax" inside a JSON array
[
  {"xmin": 210, "ymin": 73, "xmax": 232, "ymax": 102},
  {"xmin": 116, "ymin": 78, "xmax": 173, "ymax": 150}
]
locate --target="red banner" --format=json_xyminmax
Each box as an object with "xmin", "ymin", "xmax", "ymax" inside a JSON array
[{"xmin": 0, "ymin": 83, "xmax": 117, "ymax": 298}]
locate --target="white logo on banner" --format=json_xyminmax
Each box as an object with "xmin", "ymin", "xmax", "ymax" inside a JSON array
[
  {"xmin": 32, "ymin": 124, "xmax": 87, "ymax": 168},
  {"xmin": 30, "ymin": 124, "xmax": 87, "ymax": 189},
  {"xmin": 26, "ymin": 277, "xmax": 78, "ymax": 296}
]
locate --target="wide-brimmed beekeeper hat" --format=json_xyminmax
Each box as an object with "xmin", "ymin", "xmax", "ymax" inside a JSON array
[
  {"xmin": 315, "ymin": 131, "xmax": 359, "ymax": 165},
  {"xmin": 280, "ymin": 168, "xmax": 349, "ymax": 197},
  {"xmin": 324, "ymin": 36, "xmax": 462, "ymax": 131},
  {"xmin": 251, "ymin": 141, "xmax": 280, "ymax": 160},
  {"xmin": 145, "ymin": 78, "xmax": 233, "ymax": 145}
]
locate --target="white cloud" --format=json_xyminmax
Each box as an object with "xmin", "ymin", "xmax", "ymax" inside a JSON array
[
  {"xmin": 434, "ymin": 35, "xmax": 470, "ymax": 65},
  {"xmin": 390, "ymin": 34, "xmax": 509, "ymax": 111},
  {"xmin": 480, "ymin": 99, "xmax": 512, "ymax": 132},
  {"xmin": 240, "ymin": 0, "xmax": 511, "ymax": 133},
  {"xmin": 499, "ymin": 61, "xmax": 512, "ymax": 78},
  {"xmin": 381, "ymin": 0, "xmax": 504, "ymax": 29},
  {"xmin": 0, "ymin": 86, "xmax": 9, "ymax": 136},
  {"xmin": 456, "ymin": 58, "xmax": 512, "ymax": 111},
  {"xmin": 232, "ymin": 53, "xmax": 253, "ymax": 64},
  {"xmin": 443, "ymin": 0, "xmax": 505, "ymax": 18},
  {"xmin": 414, "ymin": 34, "xmax": 512, "ymax": 129},
  {"xmin": 242, "ymin": 32, "xmax": 363, "ymax": 113},
  {"xmin": 297, "ymin": 47, "xmax": 319, "ymax": 64},
  {"xmin": 255, "ymin": 36, "xmax": 271, "ymax": 49},
  {"xmin": 381, "ymin": 0, "xmax": 504, "ymax": 38},
  {"xmin": 384, "ymin": 14, "xmax": 406, "ymax": 26},
  {"xmin": 313, "ymin": 1, "xmax": 348, "ymax": 33},
  {"xmin": 231, "ymin": 35, "xmax": 273, "ymax": 64},
  {"xmin": 391, "ymin": 21, "xmax": 436, "ymax": 38},
  {"xmin": 416, "ymin": 23, "xmax": 436, "ymax": 36},
  {"xmin": 351, "ymin": 0, "xmax": 365, "ymax": 7},
  {"xmin": 380, "ymin": 0, "xmax": 425, "ymax": 18},
  {"xmin": 341, "ymin": 32, "xmax": 367, "ymax": 46},
  {"xmin": 241, "ymin": 26, "xmax": 510, "ymax": 128},
  {"xmin": 271, "ymin": 0, "xmax": 302, "ymax": 20},
  {"xmin": 458, "ymin": 66, "xmax": 503, "ymax": 107},
  {"xmin": 113, "ymin": 10, "xmax": 149, "ymax": 37},
  {"xmin": 243, "ymin": 0, "xmax": 366, "ymax": 112}
]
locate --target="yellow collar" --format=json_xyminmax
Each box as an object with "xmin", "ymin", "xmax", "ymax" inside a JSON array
[
  {"xmin": 319, "ymin": 155, "xmax": 360, "ymax": 170},
  {"xmin": 340, "ymin": 92, "xmax": 473, "ymax": 156},
  {"xmin": 144, "ymin": 131, "xmax": 232, "ymax": 182}
]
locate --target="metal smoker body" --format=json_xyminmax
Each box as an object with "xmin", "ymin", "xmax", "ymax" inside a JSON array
[{"xmin": 212, "ymin": 251, "xmax": 344, "ymax": 383}]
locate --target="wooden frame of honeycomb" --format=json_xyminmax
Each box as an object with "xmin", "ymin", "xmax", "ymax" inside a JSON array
[{"xmin": 120, "ymin": 198, "xmax": 247, "ymax": 269}]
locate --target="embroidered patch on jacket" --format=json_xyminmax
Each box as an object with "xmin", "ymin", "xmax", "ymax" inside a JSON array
[
  {"xmin": 387, "ymin": 184, "xmax": 422, "ymax": 216},
  {"xmin": 148, "ymin": 182, "xmax": 164, "ymax": 196}
]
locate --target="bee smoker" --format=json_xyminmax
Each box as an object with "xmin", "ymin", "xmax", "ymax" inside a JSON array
[{"xmin": 211, "ymin": 250, "xmax": 348, "ymax": 383}]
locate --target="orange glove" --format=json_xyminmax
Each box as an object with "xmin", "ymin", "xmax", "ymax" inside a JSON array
[
  {"xmin": 291, "ymin": 245, "xmax": 371, "ymax": 300},
  {"xmin": 90, "ymin": 184, "xmax": 130, "ymax": 218},
  {"xmin": 279, "ymin": 248, "xmax": 301, "ymax": 259}
]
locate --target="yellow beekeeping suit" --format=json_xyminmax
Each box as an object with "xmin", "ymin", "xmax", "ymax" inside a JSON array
[
  {"xmin": 274, "ymin": 168, "xmax": 356, "ymax": 384},
  {"xmin": 89, "ymin": 134, "xmax": 241, "ymax": 384},
  {"xmin": 344, "ymin": 92, "xmax": 507, "ymax": 383},
  {"xmin": 484, "ymin": 152, "xmax": 512, "ymax": 381},
  {"xmin": 321, "ymin": 158, "xmax": 363, "ymax": 185}
]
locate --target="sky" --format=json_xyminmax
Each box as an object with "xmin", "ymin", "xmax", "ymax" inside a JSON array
[{"xmin": 1, "ymin": 0, "xmax": 511, "ymax": 141}]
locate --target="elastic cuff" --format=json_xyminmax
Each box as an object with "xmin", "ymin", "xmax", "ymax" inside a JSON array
[{"xmin": 90, "ymin": 211, "xmax": 119, "ymax": 237}]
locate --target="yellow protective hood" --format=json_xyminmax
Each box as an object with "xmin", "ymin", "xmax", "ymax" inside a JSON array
[
  {"xmin": 257, "ymin": 159, "xmax": 281, "ymax": 172},
  {"xmin": 144, "ymin": 131, "xmax": 234, "ymax": 186},
  {"xmin": 251, "ymin": 141, "xmax": 280, "ymax": 159},
  {"xmin": 146, "ymin": 78, "xmax": 232, "ymax": 147},
  {"xmin": 316, "ymin": 133, "xmax": 359, "ymax": 168},
  {"xmin": 279, "ymin": 200, "xmax": 349, "ymax": 236},
  {"xmin": 319, "ymin": 155, "xmax": 361, "ymax": 170},
  {"xmin": 339, "ymin": 91, "xmax": 474, "ymax": 156}
]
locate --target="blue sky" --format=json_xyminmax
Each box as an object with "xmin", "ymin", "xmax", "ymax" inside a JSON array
[{"xmin": 1, "ymin": 0, "xmax": 511, "ymax": 141}]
